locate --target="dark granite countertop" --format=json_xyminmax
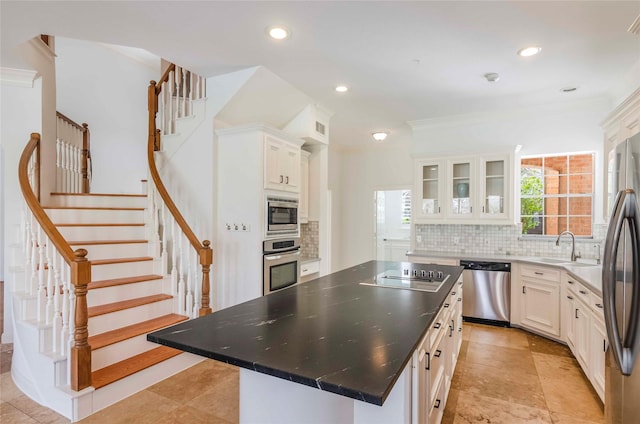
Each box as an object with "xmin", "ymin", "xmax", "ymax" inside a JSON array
[{"xmin": 147, "ymin": 260, "xmax": 463, "ymax": 406}]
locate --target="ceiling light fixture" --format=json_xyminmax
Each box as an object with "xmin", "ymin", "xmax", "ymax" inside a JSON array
[
  {"xmin": 267, "ymin": 26, "xmax": 290, "ymax": 40},
  {"xmin": 517, "ymin": 46, "xmax": 542, "ymax": 57},
  {"xmin": 335, "ymin": 85, "xmax": 348, "ymax": 93},
  {"xmin": 372, "ymin": 132, "xmax": 388, "ymax": 142},
  {"xmin": 484, "ymin": 72, "xmax": 500, "ymax": 82}
]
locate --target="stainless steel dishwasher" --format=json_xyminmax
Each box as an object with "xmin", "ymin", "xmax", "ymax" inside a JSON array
[{"xmin": 460, "ymin": 260, "xmax": 511, "ymax": 326}]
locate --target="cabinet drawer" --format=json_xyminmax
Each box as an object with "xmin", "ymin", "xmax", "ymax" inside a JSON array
[
  {"xmin": 429, "ymin": 307, "xmax": 449, "ymax": 350},
  {"xmin": 300, "ymin": 260, "xmax": 320, "ymax": 276},
  {"xmin": 590, "ymin": 292, "xmax": 604, "ymax": 317},
  {"xmin": 428, "ymin": 367, "xmax": 446, "ymax": 424},
  {"xmin": 410, "ymin": 256, "xmax": 459, "ymax": 266},
  {"xmin": 568, "ymin": 279, "xmax": 591, "ymax": 304},
  {"xmin": 521, "ymin": 265, "xmax": 561, "ymax": 282}
]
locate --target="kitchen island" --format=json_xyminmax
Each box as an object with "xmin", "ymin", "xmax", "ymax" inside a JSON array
[{"xmin": 148, "ymin": 260, "xmax": 463, "ymax": 423}]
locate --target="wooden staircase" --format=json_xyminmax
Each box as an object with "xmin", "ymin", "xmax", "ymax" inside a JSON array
[{"xmin": 42, "ymin": 192, "xmax": 200, "ymax": 404}]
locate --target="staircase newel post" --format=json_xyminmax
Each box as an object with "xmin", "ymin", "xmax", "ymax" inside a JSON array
[
  {"xmin": 148, "ymin": 80, "xmax": 159, "ymax": 151},
  {"xmin": 81, "ymin": 123, "xmax": 90, "ymax": 193},
  {"xmin": 199, "ymin": 240, "xmax": 213, "ymax": 316},
  {"xmin": 70, "ymin": 248, "xmax": 92, "ymax": 391}
]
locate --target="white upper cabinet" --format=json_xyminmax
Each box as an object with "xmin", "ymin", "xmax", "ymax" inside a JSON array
[
  {"xmin": 413, "ymin": 153, "xmax": 514, "ymax": 224},
  {"xmin": 264, "ymin": 135, "xmax": 301, "ymax": 193},
  {"xmin": 299, "ymin": 150, "xmax": 310, "ymax": 222}
]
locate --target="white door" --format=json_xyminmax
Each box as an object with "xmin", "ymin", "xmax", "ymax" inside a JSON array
[{"xmin": 374, "ymin": 189, "xmax": 411, "ymax": 261}]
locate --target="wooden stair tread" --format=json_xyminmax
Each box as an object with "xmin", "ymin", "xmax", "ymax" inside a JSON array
[
  {"xmin": 51, "ymin": 192, "xmax": 147, "ymax": 197},
  {"xmin": 89, "ymin": 314, "xmax": 188, "ymax": 350},
  {"xmin": 91, "ymin": 256, "xmax": 153, "ymax": 266},
  {"xmin": 91, "ymin": 346, "xmax": 182, "ymax": 389},
  {"xmin": 43, "ymin": 206, "xmax": 145, "ymax": 210},
  {"xmin": 68, "ymin": 239, "xmax": 148, "ymax": 245},
  {"xmin": 88, "ymin": 294, "xmax": 172, "ymax": 317},
  {"xmin": 55, "ymin": 223, "xmax": 145, "ymax": 227},
  {"xmin": 88, "ymin": 274, "xmax": 163, "ymax": 290}
]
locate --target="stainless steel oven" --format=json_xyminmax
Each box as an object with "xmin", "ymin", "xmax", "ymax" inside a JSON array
[
  {"xmin": 263, "ymin": 238, "xmax": 301, "ymax": 295},
  {"xmin": 266, "ymin": 196, "xmax": 298, "ymax": 237}
]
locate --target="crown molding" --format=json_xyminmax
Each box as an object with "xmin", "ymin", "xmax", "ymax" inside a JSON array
[
  {"xmin": 27, "ymin": 37, "xmax": 56, "ymax": 63},
  {"xmin": 601, "ymin": 87, "xmax": 640, "ymax": 130},
  {"xmin": 0, "ymin": 67, "xmax": 38, "ymax": 87}
]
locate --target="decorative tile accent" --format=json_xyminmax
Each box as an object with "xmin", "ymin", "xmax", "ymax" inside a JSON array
[
  {"xmin": 414, "ymin": 223, "xmax": 607, "ymax": 259},
  {"xmin": 300, "ymin": 221, "xmax": 319, "ymax": 259}
]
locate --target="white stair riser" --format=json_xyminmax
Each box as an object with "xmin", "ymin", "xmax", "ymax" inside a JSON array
[
  {"xmin": 45, "ymin": 209, "xmax": 146, "ymax": 224},
  {"xmin": 49, "ymin": 195, "xmax": 147, "ymax": 209},
  {"xmin": 70, "ymin": 242, "xmax": 150, "ymax": 260},
  {"xmin": 91, "ymin": 335, "xmax": 165, "ymax": 371},
  {"xmin": 91, "ymin": 260, "xmax": 155, "ymax": 281},
  {"xmin": 88, "ymin": 299, "xmax": 173, "ymax": 335},
  {"xmin": 57, "ymin": 225, "xmax": 146, "ymax": 241},
  {"xmin": 87, "ymin": 279, "xmax": 163, "ymax": 307}
]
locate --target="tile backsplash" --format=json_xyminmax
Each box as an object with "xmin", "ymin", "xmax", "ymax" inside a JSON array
[
  {"xmin": 301, "ymin": 221, "xmax": 319, "ymax": 259},
  {"xmin": 414, "ymin": 223, "xmax": 607, "ymax": 260}
]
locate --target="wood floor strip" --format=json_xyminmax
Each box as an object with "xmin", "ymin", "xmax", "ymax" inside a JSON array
[
  {"xmin": 68, "ymin": 239, "xmax": 148, "ymax": 245},
  {"xmin": 89, "ymin": 314, "xmax": 188, "ymax": 350},
  {"xmin": 91, "ymin": 346, "xmax": 182, "ymax": 389},
  {"xmin": 88, "ymin": 294, "xmax": 172, "ymax": 317},
  {"xmin": 88, "ymin": 274, "xmax": 163, "ymax": 290},
  {"xmin": 91, "ymin": 256, "xmax": 153, "ymax": 266}
]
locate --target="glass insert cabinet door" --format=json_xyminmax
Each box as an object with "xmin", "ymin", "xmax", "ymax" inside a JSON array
[
  {"xmin": 483, "ymin": 159, "xmax": 506, "ymax": 215},
  {"xmin": 419, "ymin": 161, "xmax": 442, "ymax": 217},
  {"xmin": 451, "ymin": 161, "xmax": 472, "ymax": 215}
]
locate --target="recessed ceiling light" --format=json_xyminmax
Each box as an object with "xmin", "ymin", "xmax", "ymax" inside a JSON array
[
  {"xmin": 484, "ymin": 72, "xmax": 500, "ymax": 83},
  {"xmin": 267, "ymin": 26, "xmax": 290, "ymax": 40},
  {"xmin": 372, "ymin": 132, "xmax": 388, "ymax": 142},
  {"xmin": 517, "ymin": 46, "xmax": 542, "ymax": 57},
  {"xmin": 335, "ymin": 85, "xmax": 348, "ymax": 93},
  {"xmin": 560, "ymin": 86, "xmax": 579, "ymax": 93}
]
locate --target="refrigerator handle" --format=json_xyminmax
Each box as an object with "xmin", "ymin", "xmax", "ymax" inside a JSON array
[{"xmin": 603, "ymin": 189, "xmax": 640, "ymax": 376}]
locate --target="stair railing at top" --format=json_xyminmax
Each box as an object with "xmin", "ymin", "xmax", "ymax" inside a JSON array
[
  {"xmin": 55, "ymin": 112, "xmax": 91, "ymax": 193},
  {"xmin": 147, "ymin": 63, "xmax": 212, "ymax": 317},
  {"xmin": 18, "ymin": 133, "xmax": 92, "ymax": 392}
]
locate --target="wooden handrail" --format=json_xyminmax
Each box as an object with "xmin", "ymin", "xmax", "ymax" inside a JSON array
[
  {"xmin": 19, "ymin": 133, "xmax": 92, "ymax": 390},
  {"xmin": 148, "ymin": 68, "xmax": 212, "ymax": 316},
  {"xmin": 56, "ymin": 111, "xmax": 85, "ymax": 131},
  {"xmin": 56, "ymin": 111, "xmax": 91, "ymax": 193}
]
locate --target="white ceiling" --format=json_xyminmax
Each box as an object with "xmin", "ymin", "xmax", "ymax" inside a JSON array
[{"xmin": 2, "ymin": 1, "xmax": 639, "ymax": 148}]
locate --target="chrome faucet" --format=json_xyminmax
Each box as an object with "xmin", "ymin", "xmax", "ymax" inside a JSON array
[{"xmin": 555, "ymin": 230, "xmax": 580, "ymax": 262}]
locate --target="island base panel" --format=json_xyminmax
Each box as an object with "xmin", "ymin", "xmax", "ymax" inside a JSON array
[{"xmin": 239, "ymin": 365, "xmax": 412, "ymax": 424}]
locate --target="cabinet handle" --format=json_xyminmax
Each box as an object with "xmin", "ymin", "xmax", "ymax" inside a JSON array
[
  {"xmin": 434, "ymin": 399, "xmax": 441, "ymax": 409},
  {"xmin": 522, "ymin": 286, "xmax": 526, "ymax": 294},
  {"xmin": 444, "ymin": 303, "xmax": 450, "ymax": 308},
  {"xmin": 604, "ymin": 339, "xmax": 607, "ymax": 352},
  {"xmin": 458, "ymin": 297, "xmax": 462, "ymax": 302},
  {"xmin": 568, "ymin": 280, "xmax": 575, "ymax": 285},
  {"xmin": 434, "ymin": 322, "xmax": 441, "ymax": 329},
  {"xmin": 567, "ymin": 295, "xmax": 574, "ymax": 300},
  {"xmin": 280, "ymin": 175, "xmax": 284, "ymax": 183},
  {"xmin": 302, "ymin": 268, "xmax": 308, "ymax": 272},
  {"xmin": 425, "ymin": 352, "xmax": 431, "ymax": 370},
  {"xmin": 434, "ymin": 349, "xmax": 442, "ymax": 358},
  {"xmin": 575, "ymin": 308, "xmax": 579, "ymax": 319},
  {"xmin": 285, "ymin": 176, "xmax": 289, "ymax": 184},
  {"xmin": 534, "ymin": 271, "xmax": 544, "ymax": 275},
  {"xmin": 438, "ymin": 206, "xmax": 441, "ymax": 213},
  {"xmin": 450, "ymin": 320, "xmax": 454, "ymax": 337},
  {"xmin": 579, "ymin": 290, "xmax": 587, "ymax": 295},
  {"xmin": 596, "ymin": 303, "xmax": 603, "ymax": 309},
  {"xmin": 470, "ymin": 206, "xmax": 473, "ymax": 212},
  {"xmin": 451, "ymin": 291, "xmax": 456, "ymax": 296},
  {"xmin": 482, "ymin": 206, "xmax": 485, "ymax": 213}
]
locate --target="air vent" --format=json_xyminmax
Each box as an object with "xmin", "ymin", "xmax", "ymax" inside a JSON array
[{"xmin": 315, "ymin": 121, "xmax": 326, "ymax": 135}]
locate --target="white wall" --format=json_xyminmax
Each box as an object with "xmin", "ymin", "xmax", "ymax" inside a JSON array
[
  {"xmin": 1, "ymin": 76, "xmax": 42, "ymax": 343},
  {"xmin": 55, "ymin": 38, "xmax": 158, "ymax": 193}
]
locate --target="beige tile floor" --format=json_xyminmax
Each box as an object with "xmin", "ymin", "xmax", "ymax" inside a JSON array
[{"xmin": 0, "ymin": 323, "xmax": 604, "ymax": 423}]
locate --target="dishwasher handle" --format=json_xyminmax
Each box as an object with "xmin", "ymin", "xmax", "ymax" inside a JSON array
[{"xmin": 459, "ymin": 260, "xmax": 511, "ymax": 272}]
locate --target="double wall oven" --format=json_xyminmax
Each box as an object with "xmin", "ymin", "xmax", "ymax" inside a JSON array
[{"xmin": 263, "ymin": 195, "xmax": 301, "ymax": 295}]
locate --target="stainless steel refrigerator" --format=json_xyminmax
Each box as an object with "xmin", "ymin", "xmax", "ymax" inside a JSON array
[{"xmin": 603, "ymin": 133, "xmax": 640, "ymax": 424}]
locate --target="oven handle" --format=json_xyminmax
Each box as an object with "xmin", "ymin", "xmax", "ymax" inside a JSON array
[{"xmin": 265, "ymin": 250, "xmax": 301, "ymax": 261}]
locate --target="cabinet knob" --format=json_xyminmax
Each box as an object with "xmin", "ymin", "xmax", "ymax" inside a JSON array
[
  {"xmin": 595, "ymin": 303, "xmax": 603, "ymax": 309},
  {"xmin": 534, "ymin": 271, "xmax": 544, "ymax": 276},
  {"xmin": 280, "ymin": 175, "xmax": 284, "ymax": 183},
  {"xmin": 579, "ymin": 290, "xmax": 587, "ymax": 295},
  {"xmin": 434, "ymin": 399, "xmax": 441, "ymax": 409},
  {"xmin": 285, "ymin": 176, "xmax": 289, "ymax": 184}
]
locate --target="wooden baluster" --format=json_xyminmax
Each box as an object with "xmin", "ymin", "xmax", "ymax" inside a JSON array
[
  {"xmin": 70, "ymin": 248, "xmax": 91, "ymax": 390},
  {"xmin": 52, "ymin": 249, "xmax": 62, "ymax": 353},
  {"xmin": 185, "ymin": 244, "xmax": 193, "ymax": 318},
  {"xmin": 45, "ymin": 234, "xmax": 54, "ymax": 324},
  {"xmin": 176, "ymin": 66, "xmax": 183, "ymax": 118},
  {"xmin": 62, "ymin": 142, "xmax": 68, "ymax": 192},
  {"xmin": 188, "ymin": 70, "xmax": 194, "ymax": 116},
  {"xmin": 177, "ymin": 232, "xmax": 185, "ymax": 315},
  {"xmin": 60, "ymin": 257, "xmax": 70, "ymax": 355},
  {"xmin": 71, "ymin": 146, "xmax": 76, "ymax": 193},
  {"xmin": 22, "ymin": 211, "xmax": 32, "ymax": 296},
  {"xmin": 161, "ymin": 203, "xmax": 168, "ymax": 275},
  {"xmin": 56, "ymin": 139, "xmax": 62, "ymax": 192},
  {"xmin": 81, "ymin": 123, "xmax": 89, "ymax": 193},
  {"xmin": 199, "ymin": 240, "xmax": 213, "ymax": 316},
  {"xmin": 153, "ymin": 189, "xmax": 161, "ymax": 257},
  {"xmin": 37, "ymin": 226, "xmax": 46, "ymax": 322},
  {"xmin": 75, "ymin": 146, "xmax": 80, "ymax": 193},
  {"xmin": 29, "ymin": 216, "xmax": 38, "ymax": 295}
]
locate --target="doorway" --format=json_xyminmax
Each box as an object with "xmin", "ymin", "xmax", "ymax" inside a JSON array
[{"xmin": 373, "ymin": 189, "xmax": 411, "ymax": 261}]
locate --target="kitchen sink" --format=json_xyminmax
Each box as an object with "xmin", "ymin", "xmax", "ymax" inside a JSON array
[
  {"xmin": 533, "ymin": 257, "xmax": 599, "ymax": 267},
  {"xmin": 536, "ymin": 258, "xmax": 568, "ymax": 264}
]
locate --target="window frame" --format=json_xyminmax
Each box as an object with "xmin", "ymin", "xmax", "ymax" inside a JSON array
[{"xmin": 519, "ymin": 152, "xmax": 595, "ymax": 238}]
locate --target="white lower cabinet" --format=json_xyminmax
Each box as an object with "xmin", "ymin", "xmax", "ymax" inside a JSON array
[
  {"xmin": 590, "ymin": 317, "xmax": 607, "ymax": 400},
  {"xmin": 413, "ymin": 276, "xmax": 463, "ymax": 424},
  {"xmin": 519, "ymin": 266, "xmax": 560, "ymax": 338}
]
